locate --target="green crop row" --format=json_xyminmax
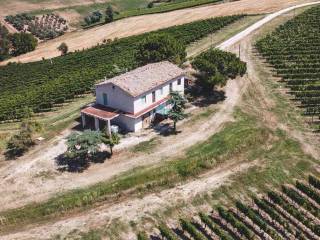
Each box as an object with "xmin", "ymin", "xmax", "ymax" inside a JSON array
[
  {"xmin": 0, "ymin": 15, "xmax": 244, "ymax": 121},
  {"xmin": 256, "ymin": 5, "xmax": 320, "ymax": 121}
]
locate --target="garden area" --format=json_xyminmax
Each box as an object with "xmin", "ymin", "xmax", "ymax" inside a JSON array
[{"xmin": 5, "ymin": 13, "xmax": 68, "ymax": 40}]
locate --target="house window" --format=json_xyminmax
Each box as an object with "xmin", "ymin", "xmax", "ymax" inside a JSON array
[
  {"xmin": 169, "ymin": 82, "xmax": 173, "ymax": 92},
  {"xmin": 141, "ymin": 95, "xmax": 147, "ymax": 104},
  {"xmin": 152, "ymin": 91, "xmax": 156, "ymax": 103},
  {"xmin": 177, "ymin": 79, "xmax": 181, "ymax": 85},
  {"xmin": 102, "ymin": 93, "xmax": 108, "ymax": 105},
  {"xmin": 160, "ymin": 87, "xmax": 163, "ymax": 95}
]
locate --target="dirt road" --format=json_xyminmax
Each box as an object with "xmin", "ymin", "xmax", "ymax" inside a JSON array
[
  {"xmin": 0, "ymin": 18, "xmax": 18, "ymax": 34},
  {"xmin": 0, "ymin": 75, "xmax": 245, "ymax": 211},
  {"xmin": 1, "ymin": 161, "xmax": 257, "ymax": 240},
  {"xmin": 1, "ymin": 2, "xmax": 320, "ymax": 239},
  {"xmin": 0, "ymin": 0, "xmax": 314, "ymax": 65},
  {"xmin": 1, "ymin": 0, "xmax": 319, "ymax": 215}
]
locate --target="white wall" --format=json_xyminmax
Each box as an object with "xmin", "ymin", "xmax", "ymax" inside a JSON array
[
  {"xmin": 134, "ymin": 117, "xmax": 143, "ymax": 132},
  {"xmin": 133, "ymin": 77, "xmax": 185, "ymax": 114},
  {"xmin": 111, "ymin": 114, "xmax": 136, "ymax": 132},
  {"xmin": 97, "ymin": 76, "xmax": 185, "ymax": 132},
  {"xmin": 96, "ymin": 83, "xmax": 134, "ymax": 113}
]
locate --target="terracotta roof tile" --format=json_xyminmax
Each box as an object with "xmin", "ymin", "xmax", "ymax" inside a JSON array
[
  {"xmin": 97, "ymin": 61, "xmax": 185, "ymax": 97},
  {"xmin": 81, "ymin": 104, "xmax": 119, "ymax": 121}
]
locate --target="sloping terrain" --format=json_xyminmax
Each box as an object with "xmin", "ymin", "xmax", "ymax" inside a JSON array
[
  {"xmin": 0, "ymin": 0, "xmax": 315, "ymax": 65},
  {"xmin": 0, "ymin": 3, "xmax": 319, "ymax": 239},
  {"xmin": 0, "ymin": 0, "xmax": 115, "ymax": 16}
]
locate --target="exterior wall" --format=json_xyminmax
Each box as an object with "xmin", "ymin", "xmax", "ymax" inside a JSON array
[
  {"xmin": 96, "ymin": 83, "xmax": 134, "ymax": 113},
  {"xmin": 96, "ymin": 76, "xmax": 185, "ymax": 132},
  {"xmin": 112, "ymin": 114, "xmax": 136, "ymax": 132},
  {"xmin": 133, "ymin": 76, "xmax": 185, "ymax": 114},
  {"xmin": 134, "ymin": 117, "xmax": 143, "ymax": 132}
]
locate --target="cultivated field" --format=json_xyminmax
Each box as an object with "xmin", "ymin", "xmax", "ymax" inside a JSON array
[
  {"xmin": 0, "ymin": 3, "xmax": 319, "ymax": 240},
  {"xmin": 0, "ymin": 0, "xmax": 315, "ymax": 64},
  {"xmin": 0, "ymin": 15, "xmax": 244, "ymax": 122},
  {"xmin": 257, "ymin": 6, "xmax": 320, "ymax": 129},
  {"xmin": 150, "ymin": 175, "xmax": 320, "ymax": 240}
]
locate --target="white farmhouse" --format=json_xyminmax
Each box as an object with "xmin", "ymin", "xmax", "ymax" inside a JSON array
[{"xmin": 81, "ymin": 61, "xmax": 185, "ymax": 133}]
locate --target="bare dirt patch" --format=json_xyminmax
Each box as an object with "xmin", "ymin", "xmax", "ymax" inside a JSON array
[
  {"xmin": 1, "ymin": 0, "xmax": 314, "ymax": 65},
  {"xmin": 53, "ymin": 9, "xmax": 82, "ymax": 29},
  {"xmin": 0, "ymin": 3, "xmax": 319, "ymax": 239},
  {"xmin": 0, "ymin": 74, "xmax": 245, "ymax": 211},
  {"xmin": 0, "ymin": 160, "xmax": 257, "ymax": 240}
]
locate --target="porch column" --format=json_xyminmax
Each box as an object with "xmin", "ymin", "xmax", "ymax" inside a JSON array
[
  {"xmin": 94, "ymin": 117, "xmax": 100, "ymax": 131},
  {"xmin": 107, "ymin": 119, "xmax": 112, "ymax": 136},
  {"xmin": 81, "ymin": 113, "xmax": 86, "ymax": 128}
]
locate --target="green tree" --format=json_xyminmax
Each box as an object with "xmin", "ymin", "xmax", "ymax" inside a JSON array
[
  {"xmin": 192, "ymin": 48, "xmax": 246, "ymax": 90},
  {"xmin": 105, "ymin": 5, "xmax": 114, "ymax": 23},
  {"xmin": 167, "ymin": 91, "xmax": 187, "ymax": 132},
  {"xmin": 0, "ymin": 24, "xmax": 10, "ymax": 61},
  {"xmin": 57, "ymin": 42, "xmax": 68, "ymax": 55},
  {"xmin": 65, "ymin": 130, "xmax": 106, "ymax": 166},
  {"xmin": 10, "ymin": 32, "xmax": 37, "ymax": 56},
  {"xmin": 105, "ymin": 132, "xmax": 120, "ymax": 155},
  {"xmin": 85, "ymin": 10, "xmax": 102, "ymax": 25},
  {"xmin": 136, "ymin": 33, "xmax": 186, "ymax": 65}
]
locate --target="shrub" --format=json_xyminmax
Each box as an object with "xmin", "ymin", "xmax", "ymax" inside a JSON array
[
  {"xmin": 84, "ymin": 11, "xmax": 102, "ymax": 25},
  {"xmin": 105, "ymin": 5, "xmax": 114, "ymax": 23},
  {"xmin": 57, "ymin": 42, "xmax": 68, "ymax": 55},
  {"xmin": 192, "ymin": 48, "xmax": 246, "ymax": 90},
  {"xmin": 5, "ymin": 128, "xmax": 34, "ymax": 159}
]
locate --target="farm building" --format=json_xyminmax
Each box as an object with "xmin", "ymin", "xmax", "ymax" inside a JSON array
[{"xmin": 81, "ymin": 61, "xmax": 185, "ymax": 133}]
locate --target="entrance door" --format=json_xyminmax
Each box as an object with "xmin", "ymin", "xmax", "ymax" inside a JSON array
[{"xmin": 102, "ymin": 93, "xmax": 108, "ymax": 106}]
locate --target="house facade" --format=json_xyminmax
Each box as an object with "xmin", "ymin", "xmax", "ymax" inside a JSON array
[{"xmin": 81, "ymin": 61, "xmax": 185, "ymax": 133}]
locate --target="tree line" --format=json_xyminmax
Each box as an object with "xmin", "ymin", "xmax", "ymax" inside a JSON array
[
  {"xmin": 0, "ymin": 24, "xmax": 37, "ymax": 61},
  {"xmin": 0, "ymin": 15, "xmax": 244, "ymax": 122}
]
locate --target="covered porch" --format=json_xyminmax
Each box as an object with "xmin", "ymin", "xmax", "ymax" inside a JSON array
[{"xmin": 81, "ymin": 104, "xmax": 120, "ymax": 136}]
